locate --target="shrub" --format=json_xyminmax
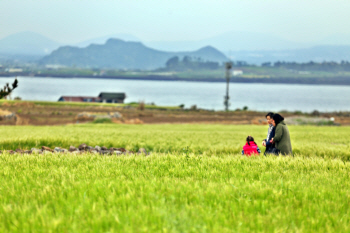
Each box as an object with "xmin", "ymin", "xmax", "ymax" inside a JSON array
[{"xmin": 92, "ymin": 118, "xmax": 112, "ymax": 124}]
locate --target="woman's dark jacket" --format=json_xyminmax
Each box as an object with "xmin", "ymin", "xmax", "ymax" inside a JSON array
[{"xmin": 274, "ymin": 120, "xmax": 293, "ymax": 155}]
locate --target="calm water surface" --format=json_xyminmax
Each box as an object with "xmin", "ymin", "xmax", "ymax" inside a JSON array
[{"xmin": 2, "ymin": 77, "xmax": 350, "ymax": 112}]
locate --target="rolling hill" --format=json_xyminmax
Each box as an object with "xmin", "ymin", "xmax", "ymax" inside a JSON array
[{"xmin": 40, "ymin": 39, "xmax": 228, "ymax": 70}]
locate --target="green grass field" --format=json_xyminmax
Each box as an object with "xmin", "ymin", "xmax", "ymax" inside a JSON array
[
  {"xmin": 0, "ymin": 124, "xmax": 350, "ymax": 232},
  {"xmin": 0, "ymin": 99, "xmax": 181, "ymax": 110}
]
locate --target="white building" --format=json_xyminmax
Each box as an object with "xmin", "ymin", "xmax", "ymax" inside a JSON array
[{"xmin": 233, "ymin": 70, "xmax": 243, "ymax": 76}]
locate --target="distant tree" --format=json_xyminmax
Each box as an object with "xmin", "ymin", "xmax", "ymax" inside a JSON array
[
  {"xmin": 166, "ymin": 56, "xmax": 179, "ymax": 68},
  {"xmin": 182, "ymin": 56, "xmax": 192, "ymax": 64},
  {"xmin": 261, "ymin": 62, "xmax": 272, "ymax": 67},
  {"xmin": 236, "ymin": 61, "xmax": 248, "ymax": 67},
  {"xmin": 165, "ymin": 56, "xmax": 219, "ymax": 71},
  {"xmin": 269, "ymin": 60, "xmax": 350, "ymax": 72},
  {"xmin": 0, "ymin": 78, "xmax": 18, "ymax": 99},
  {"xmin": 274, "ymin": 61, "xmax": 287, "ymax": 67}
]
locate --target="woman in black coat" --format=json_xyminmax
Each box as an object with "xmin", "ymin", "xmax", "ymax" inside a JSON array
[{"xmin": 271, "ymin": 114, "xmax": 293, "ymax": 155}]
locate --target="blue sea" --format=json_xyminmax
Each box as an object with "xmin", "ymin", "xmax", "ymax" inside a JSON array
[{"xmin": 2, "ymin": 76, "xmax": 350, "ymax": 112}]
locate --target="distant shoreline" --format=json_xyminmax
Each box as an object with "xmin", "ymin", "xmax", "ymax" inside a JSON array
[{"xmin": 1, "ymin": 74, "xmax": 350, "ymax": 85}]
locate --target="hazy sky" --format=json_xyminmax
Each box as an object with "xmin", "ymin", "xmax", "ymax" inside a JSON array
[{"xmin": 1, "ymin": 0, "xmax": 350, "ymax": 43}]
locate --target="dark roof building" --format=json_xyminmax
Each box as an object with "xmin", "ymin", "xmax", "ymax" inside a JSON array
[{"xmin": 98, "ymin": 92, "xmax": 126, "ymax": 103}]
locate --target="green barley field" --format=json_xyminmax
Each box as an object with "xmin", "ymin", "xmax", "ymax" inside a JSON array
[{"xmin": 0, "ymin": 124, "xmax": 350, "ymax": 232}]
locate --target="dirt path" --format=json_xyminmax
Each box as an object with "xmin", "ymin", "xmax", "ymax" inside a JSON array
[{"xmin": 1, "ymin": 101, "xmax": 349, "ymax": 125}]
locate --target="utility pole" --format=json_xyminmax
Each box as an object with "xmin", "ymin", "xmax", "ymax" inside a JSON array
[{"xmin": 224, "ymin": 62, "xmax": 232, "ymax": 111}]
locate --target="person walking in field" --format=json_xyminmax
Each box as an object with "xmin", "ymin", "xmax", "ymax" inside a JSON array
[
  {"xmin": 262, "ymin": 112, "xmax": 276, "ymax": 155},
  {"xmin": 242, "ymin": 136, "xmax": 261, "ymax": 156},
  {"xmin": 270, "ymin": 113, "xmax": 293, "ymax": 155}
]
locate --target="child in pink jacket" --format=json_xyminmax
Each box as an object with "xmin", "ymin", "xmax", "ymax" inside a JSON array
[{"xmin": 242, "ymin": 136, "xmax": 261, "ymax": 156}]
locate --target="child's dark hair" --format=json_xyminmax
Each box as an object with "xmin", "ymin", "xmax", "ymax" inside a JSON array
[{"xmin": 246, "ymin": 135, "xmax": 257, "ymax": 146}]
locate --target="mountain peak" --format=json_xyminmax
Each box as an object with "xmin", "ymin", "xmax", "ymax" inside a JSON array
[
  {"xmin": 41, "ymin": 39, "xmax": 227, "ymax": 70},
  {"xmin": 105, "ymin": 38, "xmax": 144, "ymax": 47},
  {"xmin": 106, "ymin": 38, "xmax": 125, "ymax": 44},
  {"xmin": 197, "ymin": 45, "xmax": 217, "ymax": 52}
]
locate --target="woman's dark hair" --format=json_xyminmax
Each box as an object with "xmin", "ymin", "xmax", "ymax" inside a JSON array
[
  {"xmin": 265, "ymin": 112, "xmax": 274, "ymax": 118},
  {"xmin": 273, "ymin": 113, "xmax": 285, "ymax": 125},
  {"xmin": 246, "ymin": 136, "xmax": 257, "ymax": 146}
]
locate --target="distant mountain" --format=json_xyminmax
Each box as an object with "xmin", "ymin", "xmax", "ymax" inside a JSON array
[
  {"xmin": 145, "ymin": 31, "xmax": 313, "ymax": 52},
  {"xmin": 230, "ymin": 45, "xmax": 350, "ymax": 64},
  {"xmin": 0, "ymin": 31, "xmax": 61, "ymax": 55},
  {"xmin": 318, "ymin": 33, "xmax": 350, "ymax": 45},
  {"xmin": 75, "ymin": 34, "xmax": 141, "ymax": 48},
  {"xmin": 177, "ymin": 46, "xmax": 228, "ymax": 63},
  {"xmin": 5, "ymin": 31, "xmax": 350, "ymax": 66},
  {"xmin": 40, "ymin": 39, "xmax": 228, "ymax": 70},
  {"xmin": 0, "ymin": 31, "xmax": 142, "ymax": 57}
]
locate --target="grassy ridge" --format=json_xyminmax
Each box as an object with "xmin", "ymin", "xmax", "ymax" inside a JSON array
[
  {"xmin": 0, "ymin": 124, "xmax": 349, "ymax": 160},
  {"xmin": 0, "ymin": 99, "xmax": 181, "ymax": 110}
]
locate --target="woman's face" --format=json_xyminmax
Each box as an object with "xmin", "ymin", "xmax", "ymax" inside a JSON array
[{"xmin": 271, "ymin": 119, "xmax": 276, "ymax": 126}]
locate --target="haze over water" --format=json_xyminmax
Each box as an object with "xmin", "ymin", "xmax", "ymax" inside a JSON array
[{"xmin": 3, "ymin": 77, "xmax": 350, "ymax": 112}]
